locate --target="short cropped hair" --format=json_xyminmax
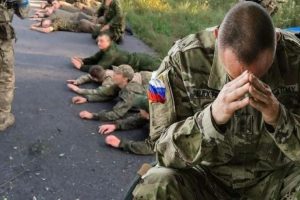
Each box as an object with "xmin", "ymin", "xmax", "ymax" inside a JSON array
[
  {"xmin": 218, "ymin": 2, "xmax": 276, "ymax": 65},
  {"xmin": 89, "ymin": 66, "xmax": 106, "ymax": 82}
]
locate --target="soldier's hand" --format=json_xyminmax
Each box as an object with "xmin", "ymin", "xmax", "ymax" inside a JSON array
[
  {"xmin": 79, "ymin": 111, "xmax": 93, "ymax": 119},
  {"xmin": 212, "ymin": 70, "xmax": 250, "ymax": 125},
  {"xmin": 67, "ymin": 84, "xmax": 80, "ymax": 92},
  {"xmin": 71, "ymin": 57, "xmax": 83, "ymax": 70},
  {"xmin": 72, "ymin": 96, "xmax": 87, "ymax": 104},
  {"xmin": 67, "ymin": 80, "xmax": 77, "ymax": 85},
  {"xmin": 249, "ymin": 74, "xmax": 280, "ymax": 127},
  {"xmin": 98, "ymin": 124, "xmax": 117, "ymax": 134}
]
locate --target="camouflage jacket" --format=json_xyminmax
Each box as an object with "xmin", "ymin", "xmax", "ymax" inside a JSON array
[
  {"xmin": 81, "ymin": 43, "xmax": 161, "ymax": 72},
  {"xmin": 152, "ymin": 28, "xmax": 300, "ymax": 189},
  {"xmin": 92, "ymin": 81, "xmax": 146, "ymax": 121}
]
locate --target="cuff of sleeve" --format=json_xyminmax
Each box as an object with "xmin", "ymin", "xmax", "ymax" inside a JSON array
[
  {"xmin": 92, "ymin": 113, "xmax": 100, "ymax": 120},
  {"xmin": 80, "ymin": 65, "xmax": 90, "ymax": 72},
  {"xmin": 114, "ymin": 121, "xmax": 121, "ymax": 130},
  {"xmin": 264, "ymin": 104, "xmax": 286, "ymax": 135},
  {"xmin": 197, "ymin": 105, "xmax": 225, "ymax": 143}
]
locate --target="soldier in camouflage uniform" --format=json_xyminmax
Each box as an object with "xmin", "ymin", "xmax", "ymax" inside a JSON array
[
  {"xmin": 71, "ymin": 33, "xmax": 161, "ymax": 72},
  {"xmin": 77, "ymin": 64, "xmax": 148, "ymax": 121},
  {"xmin": 132, "ymin": 2, "xmax": 300, "ymax": 200},
  {"xmin": 100, "ymin": 96, "xmax": 154, "ymax": 155},
  {"xmin": 68, "ymin": 65, "xmax": 152, "ymax": 98},
  {"xmin": 240, "ymin": 0, "xmax": 278, "ymax": 16},
  {"xmin": 0, "ymin": 0, "xmax": 29, "ymax": 131}
]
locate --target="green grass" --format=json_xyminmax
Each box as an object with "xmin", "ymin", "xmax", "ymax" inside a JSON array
[{"xmin": 122, "ymin": 0, "xmax": 300, "ymax": 57}]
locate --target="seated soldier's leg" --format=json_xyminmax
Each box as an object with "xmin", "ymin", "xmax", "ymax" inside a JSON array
[
  {"xmin": 76, "ymin": 12, "xmax": 93, "ymax": 21},
  {"xmin": 241, "ymin": 164, "xmax": 300, "ymax": 200},
  {"xmin": 133, "ymin": 166, "xmax": 234, "ymax": 200},
  {"xmin": 0, "ymin": 39, "xmax": 15, "ymax": 131}
]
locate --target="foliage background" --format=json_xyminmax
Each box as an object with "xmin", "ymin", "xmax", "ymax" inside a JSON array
[{"xmin": 122, "ymin": 0, "xmax": 300, "ymax": 57}]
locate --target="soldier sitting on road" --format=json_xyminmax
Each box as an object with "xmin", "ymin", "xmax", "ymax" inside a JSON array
[
  {"xmin": 101, "ymin": 96, "xmax": 154, "ymax": 155},
  {"xmin": 74, "ymin": 65, "xmax": 148, "ymax": 122},
  {"xmin": 71, "ymin": 33, "xmax": 161, "ymax": 73},
  {"xmin": 131, "ymin": 2, "xmax": 300, "ymax": 199}
]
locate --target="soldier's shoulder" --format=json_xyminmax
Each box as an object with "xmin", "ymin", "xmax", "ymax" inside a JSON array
[
  {"xmin": 124, "ymin": 81, "xmax": 144, "ymax": 93},
  {"xmin": 278, "ymin": 29, "xmax": 300, "ymax": 47},
  {"xmin": 168, "ymin": 27, "xmax": 217, "ymax": 57}
]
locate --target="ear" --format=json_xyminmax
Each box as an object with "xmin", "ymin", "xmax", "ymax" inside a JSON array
[{"xmin": 214, "ymin": 28, "xmax": 219, "ymax": 39}]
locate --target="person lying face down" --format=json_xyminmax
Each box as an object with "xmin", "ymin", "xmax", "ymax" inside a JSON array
[{"xmin": 71, "ymin": 32, "xmax": 161, "ymax": 72}]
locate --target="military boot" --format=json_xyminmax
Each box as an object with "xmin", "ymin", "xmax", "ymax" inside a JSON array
[{"xmin": 0, "ymin": 113, "xmax": 15, "ymax": 132}]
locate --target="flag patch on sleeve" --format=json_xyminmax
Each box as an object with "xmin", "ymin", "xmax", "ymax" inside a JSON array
[{"xmin": 148, "ymin": 78, "xmax": 166, "ymax": 103}]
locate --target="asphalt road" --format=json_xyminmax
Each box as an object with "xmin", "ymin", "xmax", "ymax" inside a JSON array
[{"xmin": 0, "ymin": 4, "xmax": 155, "ymax": 200}]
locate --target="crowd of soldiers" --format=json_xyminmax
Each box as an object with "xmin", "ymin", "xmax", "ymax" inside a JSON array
[
  {"xmin": 1, "ymin": 0, "xmax": 300, "ymax": 199},
  {"xmin": 29, "ymin": 0, "xmax": 162, "ymax": 155}
]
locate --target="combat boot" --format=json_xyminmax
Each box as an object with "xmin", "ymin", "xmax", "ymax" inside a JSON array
[{"xmin": 0, "ymin": 113, "xmax": 15, "ymax": 132}]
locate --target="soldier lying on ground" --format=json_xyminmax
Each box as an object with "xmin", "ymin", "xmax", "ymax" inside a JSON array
[
  {"xmin": 131, "ymin": 2, "xmax": 300, "ymax": 199},
  {"xmin": 71, "ymin": 33, "xmax": 160, "ymax": 72},
  {"xmin": 74, "ymin": 65, "xmax": 148, "ymax": 121},
  {"xmin": 67, "ymin": 65, "xmax": 151, "ymax": 97},
  {"xmin": 101, "ymin": 96, "xmax": 154, "ymax": 155}
]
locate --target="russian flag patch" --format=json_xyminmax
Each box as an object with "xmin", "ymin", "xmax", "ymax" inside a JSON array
[{"xmin": 148, "ymin": 78, "xmax": 166, "ymax": 103}]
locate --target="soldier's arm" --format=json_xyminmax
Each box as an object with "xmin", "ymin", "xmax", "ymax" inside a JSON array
[
  {"xmin": 83, "ymin": 85, "xmax": 119, "ymax": 102},
  {"xmin": 92, "ymin": 90, "xmax": 134, "ymax": 121},
  {"xmin": 114, "ymin": 113, "xmax": 148, "ymax": 130},
  {"xmin": 82, "ymin": 51, "xmax": 103, "ymax": 68},
  {"xmin": 151, "ymin": 50, "xmax": 220, "ymax": 169},
  {"xmin": 75, "ymin": 74, "xmax": 93, "ymax": 85},
  {"xmin": 30, "ymin": 26, "xmax": 54, "ymax": 33}
]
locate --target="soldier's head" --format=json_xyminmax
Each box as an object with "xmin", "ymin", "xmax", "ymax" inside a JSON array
[
  {"xmin": 239, "ymin": 0, "xmax": 278, "ymax": 16},
  {"xmin": 97, "ymin": 33, "xmax": 112, "ymax": 50},
  {"xmin": 112, "ymin": 65, "xmax": 135, "ymax": 88},
  {"xmin": 89, "ymin": 66, "xmax": 106, "ymax": 83},
  {"xmin": 40, "ymin": 19, "xmax": 52, "ymax": 28},
  {"xmin": 217, "ymin": 1, "xmax": 276, "ymax": 79}
]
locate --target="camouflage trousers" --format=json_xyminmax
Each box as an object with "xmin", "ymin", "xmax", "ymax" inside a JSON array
[
  {"xmin": 132, "ymin": 164, "xmax": 300, "ymax": 200},
  {"xmin": 120, "ymin": 138, "xmax": 154, "ymax": 155},
  {"xmin": 0, "ymin": 39, "xmax": 15, "ymax": 130}
]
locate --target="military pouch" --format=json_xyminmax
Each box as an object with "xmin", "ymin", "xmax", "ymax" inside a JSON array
[{"xmin": 0, "ymin": 24, "xmax": 15, "ymax": 40}]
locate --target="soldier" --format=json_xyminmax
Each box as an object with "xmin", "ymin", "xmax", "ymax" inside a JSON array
[
  {"xmin": 77, "ymin": 64, "xmax": 147, "ymax": 121},
  {"xmin": 131, "ymin": 2, "xmax": 300, "ymax": 200},
  {"xmin": 100, "ymin": 95, "xmax": 154, "ymax": 155},
  {"xmin": 68, "ymin": 65, "xmax": 151, "ymax": 97},
  {"xmin": 0, "ymin": 0, "xmax": 29, "ymax": 131},
  {"xmin": 71, "ymin": 33, "xmax": 161, "ymax": 72}
]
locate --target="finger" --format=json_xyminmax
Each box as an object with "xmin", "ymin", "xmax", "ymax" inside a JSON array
[
  {"xmin": 226, "ymin": 70, "xmax": 249, "ymax": 88},
  {"xmin": 249, "ymin": 98, "xmax": 266, "ymax": 112},
  {"xmin": 249, "ymin": 85, "xmax": 269, "ymax": 104},
  {"xmin": 227, "ymin": 83, "xmax": 250, "ymax": 102},
  {"xmin": 249, "ymin": 74, "xmax": 270, "ymax": 95},
  {"xmin": 228, "ymin": 72, "xmax": 250, "ymax": 90},
  {"xmin": 227, "ymin": 97, "xmax": 250, "ymax": 112}
]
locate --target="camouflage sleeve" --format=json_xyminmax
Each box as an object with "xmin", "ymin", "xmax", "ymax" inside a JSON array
[
  {"xmin": 152, "ymin": 42, "xmax": 221, "ymax": 169},
  {"xmin": 114, "ymin": 113, "xmax": 148, "ymax": 130},
  {"xmin": 75, "ymin": 74, "xmax": 93, "ymax": 85},
  {"xmin": 264, "ymin": 104, "xmax": 300, "ymax": 161},
  {"xmin": 83, "ymin": 85, "xmax": 119, "ymax": 102},
  {"xmin": 92, "ymin": 89, "xmax": 134, "ymax": 121}
]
